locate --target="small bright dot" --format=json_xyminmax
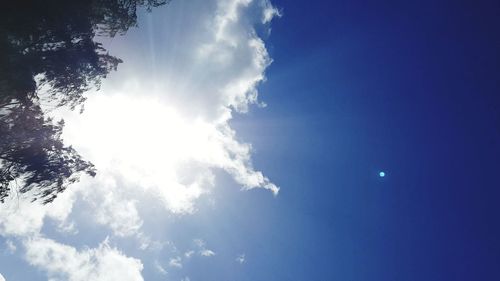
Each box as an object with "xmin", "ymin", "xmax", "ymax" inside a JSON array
[{"xmin": 379, "ymin": 171, "xmax": 386, "ymax": 177}]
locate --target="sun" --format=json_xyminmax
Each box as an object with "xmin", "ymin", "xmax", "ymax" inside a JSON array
[
  {"xmin": 61, "ymin": 94, "xmax": 224, "ymax": 213},
  {"xmin": 67, "ymin": 95, "xmax": 215, "ymax": 167},
  {"xmin": 56, "ymin": 89, "xmax": 277, "ymax": 213}
]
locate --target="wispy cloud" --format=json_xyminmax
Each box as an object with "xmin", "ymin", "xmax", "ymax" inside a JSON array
[
  {"xmin": 154, "ymin": 260, "xmax": 168, "ymax": 275},
  {"xmin": 261, "ymin": 0, "xmax": 282, "ymax": 23},
  {"xmin": 184, "ymin": 250, "xmax": 195, "ymax": 258},
  {"xmin": 168, "ymin": 256, "xmax": 183, "ymax": 268},
  {"xmin": 200, "ymin": 249, "xmax": 216, "ymax": 257},
  {"xmin": 4, "ymin": 240, "xmax": 16, "ymax": 254},
  {"xmin": 192, "ymin": 239, "xmax": 216, "ymax": 257},
  {"xmin": 236, "ymin": 253, "xmax": 246, "ymax": 264}
]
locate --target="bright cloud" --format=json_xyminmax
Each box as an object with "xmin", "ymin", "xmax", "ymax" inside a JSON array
[
  {"xmin": 0, "ymin": 188, "xmax": 76, "ymax": 237},
  {"xmin": 24, "ymin": 237, "xmax": 144, "ymax": 281},
  {"xmin": 0, "ymin": 0, "xmax": 279, "ymax": 279}
]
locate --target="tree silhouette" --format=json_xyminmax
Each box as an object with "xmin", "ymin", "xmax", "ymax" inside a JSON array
[
  {"xmin": 0, "ymin": 102, "xmax": 96, "ymax": 203},
  {"xmin": 0, "ymin": 0, "xmax": 168, "ymax": 203}
]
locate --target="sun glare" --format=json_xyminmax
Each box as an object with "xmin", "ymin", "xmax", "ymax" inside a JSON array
[
  {"xmin": 84, "ymin": 97, "xmax": 207, "ymax": 165},
  {"xmin": 63, "ymin": 95, "xmax": 226, "ymax": 212}
]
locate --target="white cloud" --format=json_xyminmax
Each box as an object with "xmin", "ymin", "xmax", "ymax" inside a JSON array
[
  {"xmin": 24, "ymin": 237, "xmax": 144, "ymax": 281},
  {"xmin": 1, "ymin": 0, "xmax": 280, "ymax": 278},
  {"xmin": 184, "ymin": 250, "xmax": 195, "ymax": 258},
  {"xmin": 0, "ymin": 272, "xmax": 5, "ymax": 281},
  {"xmin": 85, "ymin": 177, "xmax": 143, "ymax": 237},
  {"xmin": 169, "ymin": 256, "xmax": 183, "ymax": 268},
  {"xmin": 0, "ymin": 199, "xmax": 46, "ymax": 236},
  {"xmin": 0, "ymin": 188, "xmax": 76, "ymax": 237},
  {"xmin": 236, "ymin": 253, "xmax": 246, "ymax": 264},
  {"xmin": 200, "ymin": 249, "xmax": 216, "ymax": 257},
  {"xmin": 260, "ymin": 0, "xmax": 282, "ymax": 23},
  {"xmin": 44, "ymin": 1, "xmax": 281, "ymax": 240}
]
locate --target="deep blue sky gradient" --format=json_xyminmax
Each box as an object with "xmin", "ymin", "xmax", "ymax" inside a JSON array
[{"xmin": 229, "ymin": 0, "xmax": 500, "ymax": 280}]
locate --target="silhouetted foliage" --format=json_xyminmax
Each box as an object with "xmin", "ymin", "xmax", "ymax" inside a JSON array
[
  {"xmin": 0, "ymin": 0, "xmax": 168, "ymax": 203},
  {"xmin": 0, "ymin": 0, "xmax": 168, "ymax": 108},
  {"xmin": 0, "ymin": 102, "xmax": 96, "ymax": 203}
]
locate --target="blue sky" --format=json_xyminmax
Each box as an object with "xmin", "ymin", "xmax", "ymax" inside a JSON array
[
  {"xmin": 252, "ymin": 0, "xmax": 500, "ymax": 279},
  {"xmin": 1, "ymin": 0, "xmax": 500, "ymax": 280}
]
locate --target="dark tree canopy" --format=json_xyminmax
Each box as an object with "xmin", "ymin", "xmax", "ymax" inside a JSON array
[
  {"xmin": 0, "ymin": 0, "xmax": 168, "ymax": 108},
  {"xmin": 0, "ymin": 0, "xmax": 168, "ymax": 203},
  {"xmin": 0, "ymin": 102, "xmax": 96, "ymax": 203}
]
